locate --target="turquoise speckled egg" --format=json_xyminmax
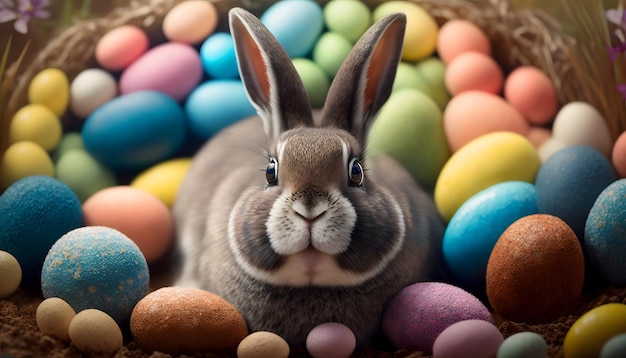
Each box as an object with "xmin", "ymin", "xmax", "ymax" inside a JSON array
[{"xmin": 41, "ymin": 226, "xmax": 149, "ymax": 324}]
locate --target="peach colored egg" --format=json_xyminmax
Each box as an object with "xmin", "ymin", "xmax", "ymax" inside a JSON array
[
  {"xmin": 437, "ymin": 19, "xmax": 491, "ymax": 64},
  {"xmin": 613, "ymin": 131, "xmax": 626, "ymax": 178},
  {"xmin": 162, "ymin": 0, "xmax": 218, "ymax": 44},
  {"xmin": 526, "ymin": 126, "xmax": 552, "ymax": 148},
  {"xmin": 504, "ymin": 66, "xmax": 558, "ymax": 126},
  {"xmin": 445, "ymin": 52, "xmax": 503, "ymax": 96},
  {"xmin": 82, "ymin": 186, "xmax": 173, "ymax": 264},
  {"xmin": 443, "ymin": 91, "xmax": 529, "ymax": 152},
  {"xmin": 95, "ymin": 25, "xmax": 149, "ymax": 71}
]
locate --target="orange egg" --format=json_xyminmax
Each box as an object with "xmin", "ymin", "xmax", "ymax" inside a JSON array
[
  {"xmin": 526, "ymin": 126, "xmax": 552, "ymax": 148},
  {"xmin": 504, "ymin": 66, "xmax": 558, "ymax": 126},
  {"xmin": 443, "ymin": 91, "xmax": 529, "ymax": 152},
  {"xmin": 437, "ymin": 19, "xmax": 491, "ymax": 64},
  {"xmin": 612, "ymin": 131, "xmax": 626, "ymax": 178},
  {"xmin": 95, "ymin": 25, "xmax": 149, "ymax": 71},
  {"xmin": 445, "ymin": 52, "xmax": 503, "ymax": 96}
]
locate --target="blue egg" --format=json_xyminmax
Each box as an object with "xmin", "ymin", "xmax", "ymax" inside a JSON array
[
  {"xmin": 41, "ymin": 226, "xmax": 149, "ymax": 324},
  {"xmin": 261, "ymin": 0, "xmax": 324, "ymax": 58},
  {"xmin": 585, "ymin": 178, "xmax": 626, "ymax": 285},
  {"xmin": 535, "ymin": 145, "xmax": 616, "ymax": 239},
  {"xmin": 200, "ymin": 32, "xmax": 239, "ymax": 79},
  {"xmin": 443, "ymin": 181, "xmax": 538, "ymax": 286},
  {"xmin": 496, "ymin": 331, "xmax": 548, "ymax": 358},
  {"xmin": 82, "ymin": 91, "xmax": 187, "ymax": 170},
  {"xmin": 185, "ymin": 80, "xmax": 256, "ymax": 140},
  {"xmin": 601, "ymin": 333, "xmax": 626, "ymax": 358},
  {"xmin": 0, "ymin": 176, "xmax": 83, "ymax": 286}
]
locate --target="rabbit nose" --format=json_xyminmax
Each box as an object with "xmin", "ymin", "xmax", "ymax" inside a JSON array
[{"xmin": 291, "ymin": 201, "xmax": 328, "ymax": 226}]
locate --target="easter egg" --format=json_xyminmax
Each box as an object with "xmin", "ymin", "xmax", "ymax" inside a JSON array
[
  {"xmin": 95, "ymin": 25, "xmax": 149, "ymax": 71},
  {"xmin": 119, "ymin": 42, "xmax": 203, "ymax": 101},
  {"xmin": 1, "ymin": 141, "xmax": 54, "ymax": 188},
  {"xmin": 563, "ymin": 303, "xmax": 626, "ymax": 358},
  {"xmin": 162, "ymin": 0, "xmax": 218, "ymax": 44},
  {"xmin": 497, "ymin": 331, "xmax": 548, "ymax": 358},
  {"xmin": 437, "ymin": 19, "xmax": 491, "ymax": 63},
  {"xmin": 526, "ymin": 126, "xmax": 552, "ymax": 149},
  {"xmin": 601, "ymin": 333, "xmax": 626, "ymax": 358},
  {"xmin": 432, "ymin": 319, "xmax": 504, "ymax": 358},
  {"xmin": 373, "ymin": 1, "xmax": 438, "ymax": 61},
  {"xmin": 130, "ymin": 287, "xmax": 249, "ymax": 354},
  {"xmin": 504, "ymin": 66, "xmax": 558, "ymax": 125},
  {"xmin": 443, "ymin": 91, "xmax": 529, "ymax": 153},
  {"xmin": 538, "ymin": 137, "xmax": 568, "ymax": 163},
  {"xmin": 261, "ymin": 0, "xmax": 324, "ymax": 58},
  {"xmin": 313, "ymin": 32, "xmax": 353, "ymax": 78},
  {"xmin": 200, "ymin": 32, "xmax": 239, "ymax": 79},
  {"xmin": 585, "ymin": 179, "xmax": 626, "ymax": 285},
  {"xmin": 69, "ymin": 68, "xmax": 118, "ymax": 119},
  {"xmin": 41, "ymin": 226, "xmax": 149, "ymax": 324},
  {"xmin": 415, "ymin": 57, "xmax": 450, "ymax": 110},
  {"xmin": 28, "ymin": 68, "xmax": 69, "ymax": 117},
  {"xmin": 552, "ymin": 102, "xmax": 612, "ymax": 157},
  {"xmin": 10, "ymin": 104, "xmax": 62, "ymax": 151},
  {"xmin": 382, "ymin": 282, "xmax": 494, "ymax": 354},
  {"xmin": 445, "ymin": 52, "xmax": 503, "ymax": 95},
  {"xmin": 323, "ymin": 0, "xmax": 372, "ymax": 43},
  {"xmin": 55, "ymin": 149, "xmax": 117, "ymax": 202},
  {"xmin": 82, "ymin": 186, "xmax": 173, "ymax": 264},
  {"xmin": 486, "ymin": 214, "xmax": 585, "ymax": 323},
  {"xmin": 306, "ymin": 322, "xmax": 356, "ymax": 358},
  {"xmin": 238, "ymin": 331, "xmax": 290, "ymax": 358},
  {"xmin": 293, "ymin": 58, "xmax": 330, "ymax": 108},
  {"xmin": 535, "ymin": 145, "xmax": 616, "ymax": 238},
  {"xmin": 0, "ymin": 176, "xmax": 82, "ymax": 285},
  {"xmin": 82, "ymin": 91, "xmax": 187, "ymax": 169},
  {"xmin": 185, "ymin": 80, "xmax": 256, "ymax": 140},
  {"xmin": 53, "ymin": 132, "xmax": 84, "ymax": 162},
  {"xmin": 68, "ymin": 309, "xmax": 123, "ymax": 355},
  {"xmin": 434, "ymin": 132, "xmax": 540, "ymax": 222},
  {"xmin": 0, "ymin": 250, "xmax": 22, "ymax": 298},
  {"xmin": 367, "ymin": 89, "xmax": 449, "ymax": 192},
  {"xmin": 36, "ymin": 297, "xmax": 76, "ymax": 341},
  {"xmin": 443, "ymin": 181, "xmax": 538, "ymax": 286},
  {"xmin": 612, "ymin": 131, "xmax": 626, "ymax": 178},
  {"xmin": 130, "ymin": 158, "xmax": 192, "ymax": 208}
]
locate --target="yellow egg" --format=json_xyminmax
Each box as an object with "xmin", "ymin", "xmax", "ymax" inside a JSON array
[
  {"xmin": 434, "ymin": 132, "xmax": 540, "ymax": 221},
  {"xmin": 563, "ymin": 303, "xmax": 626, "ymax": 358},
  {"xmin": 373, "ymin": 1, "xmax": 438, "ymax": 61},
  {"xmin": 130, "ymin": 158, "xmax": 192, "ymax": 208},
  {"xmin": 10, "ymin": 104, "xmax": 62, "ymax": 151},
  {"xmin": 1, "ymin": 141, "xmax": 54, "ymax": 189},
  {"xmin": 28, "ymin": 68, "xmax": 70, "ymax": 117}
]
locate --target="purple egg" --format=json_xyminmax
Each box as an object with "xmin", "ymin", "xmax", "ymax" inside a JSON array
[
  {"xmin": 306, "ymin": 322, "xmax": 356, "ymax": 358},
  {"xmin": 433, "ymin": 319, "xmax": 504, "ymax": 358}
]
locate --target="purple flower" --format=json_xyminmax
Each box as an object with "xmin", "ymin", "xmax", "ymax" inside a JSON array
[{"xmin": 0, "ymin": 0, "xmax": 50, "ymax": 34}]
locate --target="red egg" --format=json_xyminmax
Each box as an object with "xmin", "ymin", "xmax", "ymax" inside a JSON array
[
  {"xmin": 445, "ymin": 52, "xmax": 503, "ymax": 95},
  {"xmin": 504, "ymin": 66, "xmax": 558, "ymax": 126}
]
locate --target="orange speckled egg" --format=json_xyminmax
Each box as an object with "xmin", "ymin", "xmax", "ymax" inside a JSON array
[
  {"xmin": 82, "ymin": 186, "xmax": 173, "ymax": 264},
  {"xmin": 613, "ymin": 131, "xmax": 626, "ymax": 178},
  {"xmin": 95, "ymin": 25, "xmax": 149, "ymax": 71},
  {"xmin": 445, "ymin": 52, "xmax": 503, "ymax": 96},
  {"xmin": 437, "ymin": 19, "xmax": 491, "ymax": 64},
  {"xmin": 444, "ymin": 91, "xmax": 529, "ymax": 152},
  {"xmin": 504, "ymin": 66, "xmax": 558, "ymax": 126},
  {"xmin": 486, "ymin": 214, "xmax": 585, "ymax": 324}
]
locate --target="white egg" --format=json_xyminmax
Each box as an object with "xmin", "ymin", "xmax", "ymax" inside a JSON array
[
  {"xmin": 538, "ymin": 137, "xmax": 568, "ymax": 162},
  {"xmin": 552, "ymin": 102, "xmax": 612, "ymax": 157},
  {"xmin": 70, "ymin": 68, "xmax": 117, "ymax": 119}
]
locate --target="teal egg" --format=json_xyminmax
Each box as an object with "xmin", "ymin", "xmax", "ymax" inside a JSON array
[
  {"xmin": 261, "ymin": 0, "xmax": 324, "ymax": 57},
  {"xmin": 312, "ymin": 32, "xmax": 353, "ymax": 78},
  {"xmin": 496, "ymin": 332, "xmax": 548, "ymax": 358},
  {"xmin": 200, "ymin": 32, "xmax": 238, "ymax": 79}
]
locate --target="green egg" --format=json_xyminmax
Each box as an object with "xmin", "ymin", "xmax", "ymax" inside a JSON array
[
  {"xmin": 367, "ymin": 89, "xmax": 450, "ymax": 192},
  {"xmin": 292, "ymin": 58, "xmax": 330, "ymax": 109},
  {"xmin": 393, "ymin": 62, "xmax": 429, "ymax": 94},
  {"xmin": 415, "ymin": 57, "xmax": 450, "ymax": 110},
  {"xmin": 53, "ymin": 132, "xmax": 85, "ymax": 162},
  {"xmin": 55, "ymin": 149, "xmax": 117, "ymax": 202},
  {"xmin": 313, "ymin": 32, "xmax": 353, "ymax": 78},
  {"xmin": 323, "ymin": 0, "xmax": 372, "ymax": 43}
]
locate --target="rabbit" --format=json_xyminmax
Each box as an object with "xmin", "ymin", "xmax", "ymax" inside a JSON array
[{"xmin": 172, "ymin": 7, "xmax": 446, "ymax": 348}]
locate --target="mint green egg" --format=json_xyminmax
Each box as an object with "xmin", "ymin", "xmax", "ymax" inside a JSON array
[
  {"xmin": 415, "ymin": 57, "xmax": 450, "ymax": 110},
  {"xmin": 313, "ymin": 32, "xmax": 353, "ymax": 78},
  {"xmin": 53, "ymin": 132, "xmax": 85, "ymax": 162},
  {"xmin": 368, "ymin": 89, "xmax": 450, "ymax": 192},
  {"xmin": 323, "ymin": 0, "xmax": 372, "ymax": 43},
  {"xmin": 55, "ymin": 149, "xmax": 117, "ymax": 202},
  {"xmin": 393, "ymin": 62, "xmax": 430, "ymax": 95},
  {"xmin": 292, "ymin": 58, "xmax": 330, "ymax": 109}
]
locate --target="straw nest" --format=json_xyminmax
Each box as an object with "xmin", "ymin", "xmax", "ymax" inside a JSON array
[{"xmin": 3, "ymin": 0, "xmax": 624, "ymax": 144}]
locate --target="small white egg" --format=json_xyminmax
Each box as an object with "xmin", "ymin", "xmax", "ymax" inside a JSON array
[
  {"xmin": 552, "ymin": 102, "xmax": 612, "ymax": 157},
  {"xmin": 70, "ymin": 68, "xmax": 117, "ymax": 119},
  {"xmin": 68, "ymin": 309, "xmax": 123, "ymax": 355},
  {"xmin": 0, "ymin": 250, "xmax": 21, "ymax": 298},
  {"xmin": 36, "ymin": 297, "xmax": 76, "ymax": 341}
]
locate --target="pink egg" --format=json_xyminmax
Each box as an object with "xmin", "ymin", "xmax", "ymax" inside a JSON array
[
  {"xmin": 526, "ymin": 126, "xmax": 552, "ymax": 148},
  {"xmin": 432, "ymin": 319, "xmax": 504, "ymax": 358},
  {"xmin": 95, "ymin": 25, "xmax": 149, "ymax": 71},
  {"xmin": 445, "ymin": 52, "xmax": 503, "ymax": 95},
  {"xmin": 444, "ymin": 91, "xmax": 529, "ymax": 152},
  {"xmin": 437, "ymin": 19, "xmax": 491, "ymax": 64},
  {"xmin": 504, "ymin": 66, "xmax": 558, "ymax": 126},
  {"xmin": 613, "ymin": 131, "xmax": 626, "ymax": 178},
  {"xmin": 82, "ymin": 186, "xmax": 173, "ymax": 264},
  {"xmin": 306, "ymin": 322, "xmax": 356, "ymax": 358},
  {"xmin": 162, "ymin": 0, "xmax": 218, "ymax": 44},
  {"xmin": 119, "ymin": 42, "xmax": 203, "ymax": 101}
]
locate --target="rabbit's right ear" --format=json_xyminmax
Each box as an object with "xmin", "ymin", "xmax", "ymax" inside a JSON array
[{"xmin": 229, "ymin": 8, "xmax": 314, "ymax": 141}]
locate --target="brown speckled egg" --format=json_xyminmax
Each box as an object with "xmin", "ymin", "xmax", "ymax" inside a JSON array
[
  {"xmin": 486, "ymin": 214, "xmax": 585, "ymax": 324},
  {"xmin": 130, "ymin": 286, "xmax": 248, "ymax": 355}
]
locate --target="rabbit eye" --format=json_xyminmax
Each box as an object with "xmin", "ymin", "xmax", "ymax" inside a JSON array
[
  {"xmin": 266, "ymin": 157, "xmax": 278, "ymax": 185},
  {"xmin": 349, "ymin": 158, "xmax": 364, "ymax": 186}
]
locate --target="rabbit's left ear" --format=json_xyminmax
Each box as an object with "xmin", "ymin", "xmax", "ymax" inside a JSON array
[{"xmin": 321, "ymin": 13, "xmax": 406, "ymax": 146}]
